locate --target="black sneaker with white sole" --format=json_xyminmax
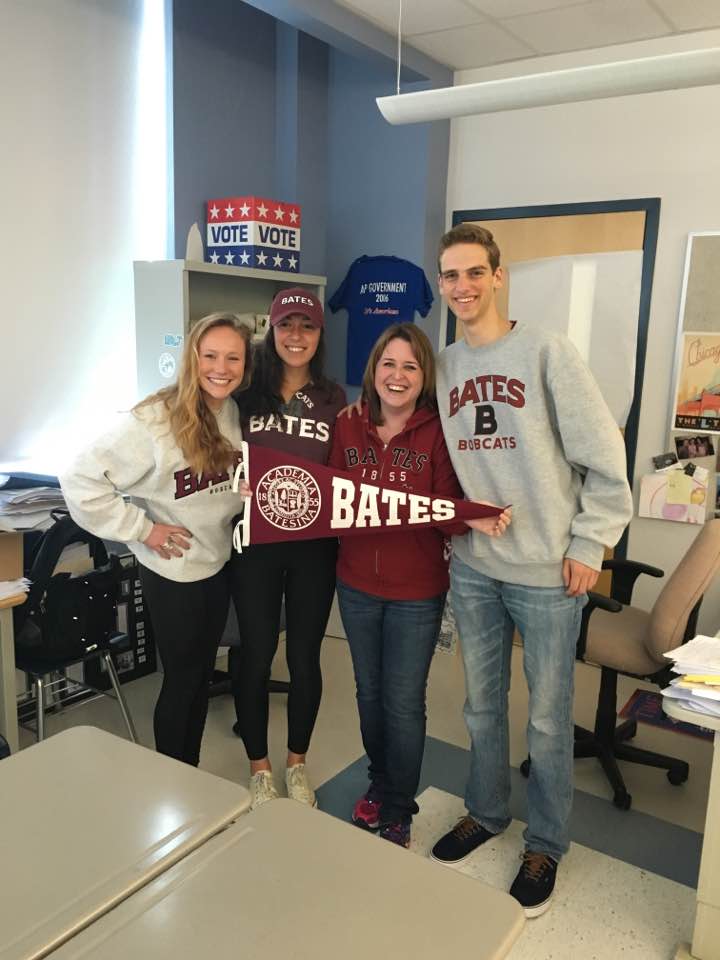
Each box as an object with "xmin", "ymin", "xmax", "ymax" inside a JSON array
[
  {"xmin": 430, "ymin": 815, "xmax": 497, "ymax": 864},
  {"xmin": 509, "ymin": 851, "xmax": 558, "ymax": 917}
]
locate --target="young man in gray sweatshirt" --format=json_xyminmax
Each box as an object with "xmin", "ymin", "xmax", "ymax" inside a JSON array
[{"xmin": 431, "ymin": 223, "xmax": 632, "ymax": 917}]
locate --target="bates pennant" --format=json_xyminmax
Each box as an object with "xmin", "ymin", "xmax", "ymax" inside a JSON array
[{"xmin": 232, "ymin": 442, "xmax": 506, "ymax": 549}]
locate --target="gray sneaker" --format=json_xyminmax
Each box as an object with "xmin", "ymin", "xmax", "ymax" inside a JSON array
[
  {"xmin": 285, "ymin": 763, "xmax": 317, "ymax": 807},
  {"xmin": 249, "ymin": 770, "xmax": 279, "ymax": 808}
]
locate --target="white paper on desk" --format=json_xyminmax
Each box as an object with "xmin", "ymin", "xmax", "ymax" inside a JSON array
[
  {"xmin": 0, "ymin": 578, "xmax": 30, "ymax": 601},
  {"xmin": 662, "ymin": 684, "xmax": 694, "ymax": 701},
  {"xmin": 686, "ymin": 700, "xmax": 720, "ymax": 718},
  {"xmin": 7, "ymin": 511, "xmax": 55, "ymax": 530},
  {"xmin": 662, "ymin": 685, "xmax": 720, "ymax": 717},
  {"xmin": 664, "ymin": 635, "xmax": 720, "ymax": 672},
  {"xmin": 691, "ymin": 687, "xmax": 720, "ymax": 702},
  {"xmin": 0, "ymin": 486, "xmax": 64, "ymax": 506}
]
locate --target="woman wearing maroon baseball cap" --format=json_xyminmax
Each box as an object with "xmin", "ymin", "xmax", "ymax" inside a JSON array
[{"xmin": 231, "ymin": 287, "xmax": 346, "ymax": 809}]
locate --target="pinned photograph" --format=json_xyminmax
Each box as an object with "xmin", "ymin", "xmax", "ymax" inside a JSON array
[
  {"xmin": 675, "ymin": 434, "xmax": 716, "ymax": 459},
  {"xmin": 652, "ymin": 451, "xmax": 678, "ymax": 470}
]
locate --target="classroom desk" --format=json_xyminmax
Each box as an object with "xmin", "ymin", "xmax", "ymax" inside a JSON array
[
  {"xmin": 47, "ymin": 798, "xmax": 525, "ymax": 960},
  {"xmin": 0, "ymin": 725, "xmax": 250, "ymax": 960},
  {"xmin": 664, "ymin": 700, "xmax": 720, "ymax": 960},
  {"xmin": 0, "ymin": 592, "xmax": 24, "ymax": 754}
]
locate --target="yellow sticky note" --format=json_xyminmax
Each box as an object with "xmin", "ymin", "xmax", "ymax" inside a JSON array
[{"xmin": 667, "ymin": 471, "xmax": 693, "ymax": 505}]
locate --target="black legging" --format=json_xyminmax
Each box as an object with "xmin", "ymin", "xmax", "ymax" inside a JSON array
[
  {"xmin": 140, "ymin": 563, "xmax": 230, "ymax": 766},
  {"xmin": 230, "ymin": 538, "xmax": 338, "ymax": 760}
]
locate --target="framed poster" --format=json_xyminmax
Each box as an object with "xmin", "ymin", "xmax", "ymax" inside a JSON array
[
  {"xmin": 670, "ymin": 232, "xmax": 720, "ymax": 435},
  {"xmin": 672, "ymin": 332, "xmax": 720, "ymax": 433}
]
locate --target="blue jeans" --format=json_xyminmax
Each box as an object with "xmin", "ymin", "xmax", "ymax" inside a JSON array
[
  {"xmin": 450, "ymin": 555, "xmax": 584, "ymax": 861},
  {"xmin": 337, "ymin": 581, "xmax": 445, "ymax": 824}
]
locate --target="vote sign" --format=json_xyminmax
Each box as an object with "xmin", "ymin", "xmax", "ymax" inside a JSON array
[{"xmin": 206, "ymin": 196, "xmax": 302, "ymax": 273}]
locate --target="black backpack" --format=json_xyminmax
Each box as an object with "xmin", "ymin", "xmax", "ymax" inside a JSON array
[{"xmin": 14, "ymin": 513, "xmax": 121, "ymax": 661}]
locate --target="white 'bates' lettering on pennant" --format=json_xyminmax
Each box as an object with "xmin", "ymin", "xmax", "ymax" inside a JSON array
[{"xmin": 330, "ymin": 477, "xmax": 455, "ymax": 528}]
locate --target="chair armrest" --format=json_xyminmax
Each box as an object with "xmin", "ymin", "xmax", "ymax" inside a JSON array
[
  {"xmin": 601, "ymin": 558, "xmax": 664, "ymax": 604},
  {"xmin": 576, "ymin": 591, "xmax": 622, "ymax": 660}
]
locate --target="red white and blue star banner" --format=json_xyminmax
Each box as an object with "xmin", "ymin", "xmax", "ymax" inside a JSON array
[
  {"xmin": 231, "ymin": 442, "xmax": 505, "ymax": 548},
  {"xmin": 206, "ymin": 196, "xmax": 301, "ymax": 272}
]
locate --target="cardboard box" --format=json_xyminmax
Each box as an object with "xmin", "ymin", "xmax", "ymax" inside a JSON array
[
  {"xmin": 0, "ymin": 531, "xmax": 23, "ymax": 581},
  {"xmin": 205, "ymin": 196, "xmax": 302, "ymax": 273}
]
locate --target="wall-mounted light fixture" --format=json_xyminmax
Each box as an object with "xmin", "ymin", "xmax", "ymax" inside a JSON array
[{"xmin": 377, "ymin": 47, "xmax": 720, "ymax": 125}]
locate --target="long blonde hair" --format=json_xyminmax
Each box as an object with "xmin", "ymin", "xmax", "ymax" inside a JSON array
[{"xmin": 136, "ymin": 312, "xmax": 251, "ymax": 475}]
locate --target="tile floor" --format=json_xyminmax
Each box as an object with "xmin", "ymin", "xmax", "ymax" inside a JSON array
[{"xmin": 15, "ymin": 623, "xmax": 714, "ymax": 959}]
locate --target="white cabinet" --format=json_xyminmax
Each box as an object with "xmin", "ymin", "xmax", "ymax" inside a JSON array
[{"xmin": 133, "ymin": 259, "xmax": 326, "ymax": 397}]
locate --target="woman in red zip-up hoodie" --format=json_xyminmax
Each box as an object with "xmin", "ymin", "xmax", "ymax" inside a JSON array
[{"xmin": 329, "ymin": 323, "xmax": 510, "ymax": 849}]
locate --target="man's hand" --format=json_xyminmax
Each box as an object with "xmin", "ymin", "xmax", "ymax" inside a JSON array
[
  {"xmin": 144, "ymin": 523, "xmax": 192, "ymax": 560},
  {"xmin": 562, "ymin": 558, "xmax": 599, "ymax": 597},
  {"xmin": 466, "ymin": 506, "xmax": 512, "ymax": 537},
  {"xmin": 337, "ymin": 396, "xmax": 363, "ymax": 419}
]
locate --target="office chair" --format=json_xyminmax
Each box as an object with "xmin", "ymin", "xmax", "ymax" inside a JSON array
[
  {"xmin": 15, "ymin": 633, "xmax": 138, "ymax": 743},
  {"xmin": 572, "ymin": 518, "xmax": 720, "ymax": 809},
  {"xmin": 0, "ymin": 733, "xmax": 9, "ymax": 760},
  {"xmin": 14, "ymin": 515, "xmax": 138, "ymax": 744}
]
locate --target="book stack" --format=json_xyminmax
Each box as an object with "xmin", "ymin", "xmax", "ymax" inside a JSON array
[{"xmin": 662, "ymin": 634, "xmax": 720, "ymax": 718}]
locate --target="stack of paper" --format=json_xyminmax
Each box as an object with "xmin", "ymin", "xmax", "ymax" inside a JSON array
[
  {"xmin": 662, "ymin": 635, "xmax": 720, "ymax": 717},
  {"xmin": 0, "ymin": 487, "xmax": 65, "ymax": 531},
  {"xmin": 0, "ymin": 578, "xmax": 30, "ymax": 602}
]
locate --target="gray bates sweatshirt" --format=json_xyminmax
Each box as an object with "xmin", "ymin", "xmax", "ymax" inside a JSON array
[
  {"xmin": 60, "ymin": 399, "xmax": 243, "ymax": 582},
  {"xmin": 436, "ymin": 324, "xmax": 633, "ymax": 587}
]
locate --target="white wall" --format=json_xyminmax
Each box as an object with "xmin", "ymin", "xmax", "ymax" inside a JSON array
[
  {"xmin": 0, "ymin": 0, "xmax": 166, "ymax": 473},
  {"xmin": 446, "ymin": 31, "xmax": 720, "ymax": 633}
]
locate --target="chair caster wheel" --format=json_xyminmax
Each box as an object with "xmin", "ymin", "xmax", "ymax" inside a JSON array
[
  {"xmin": 613, "ymin": 790, "xmax": 632, "ymax": 810},
  {"xmin": 667, "ymin": 764, "xmax": 689, "ymax": 786},
  {"xmin": 520, "ymin": 758, "xmax": 531, "ymax": 778}
]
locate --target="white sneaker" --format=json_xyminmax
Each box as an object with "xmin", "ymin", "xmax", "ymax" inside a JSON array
[
  {"xmin": 249, "ymin": 770, "xmax": 279, "ymax": 808},
  {"xmin": 285, "ymin": 763, "xmax": 317, "ymax": 807}
]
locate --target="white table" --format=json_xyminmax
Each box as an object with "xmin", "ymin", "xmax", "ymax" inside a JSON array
[
  {"xmin": 0, "ymin": 726, "xmax": 250, "ymax": 960},
  {"xmin": 47, "ymin": 798, "xmax": 525, "ymax": 960},
  {"xmin": 0, "ymin": 592, "xmax": 24, "ymax": 753},
  {"xmin": 664, "ymin": 700, "xmax": 720, "ymax": 960}
]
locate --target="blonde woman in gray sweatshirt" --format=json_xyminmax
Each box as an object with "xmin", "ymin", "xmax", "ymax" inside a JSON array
[{"xmin": 60, "ymin": 313, "xmax": 250, "ymax": 765}]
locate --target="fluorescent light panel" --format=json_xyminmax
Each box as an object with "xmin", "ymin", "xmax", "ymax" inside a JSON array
[{"xmin": 377, "ymin": 48, "xmax": 720, "ymax": 124}]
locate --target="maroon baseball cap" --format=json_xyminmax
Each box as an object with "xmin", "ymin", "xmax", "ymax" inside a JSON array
[{"xmin": 269, "ymin": 287, "xmax": 324, "ymax": 328}]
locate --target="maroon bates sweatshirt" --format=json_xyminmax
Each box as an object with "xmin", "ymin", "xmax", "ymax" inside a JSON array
[{"xmin": 328, "ymin": 404, "xmax": 468, "ymax": 600}]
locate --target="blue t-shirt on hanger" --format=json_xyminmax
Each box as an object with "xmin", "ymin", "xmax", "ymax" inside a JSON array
[{"xmin": 328, "ymin": 255, "xmax": 434, "ymax": 385}]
